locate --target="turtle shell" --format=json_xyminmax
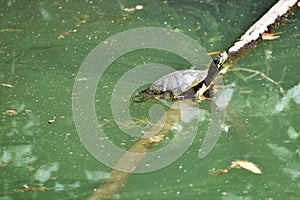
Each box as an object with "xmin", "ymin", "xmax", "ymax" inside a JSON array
[{"xmin": 139, "ymin": 69, "xmax": 208, "ymax": 100}]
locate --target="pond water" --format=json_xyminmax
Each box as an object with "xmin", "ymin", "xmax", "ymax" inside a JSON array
[{"xmin": 1, "ymin": 0, "xmax": 299, "ymax": 199}]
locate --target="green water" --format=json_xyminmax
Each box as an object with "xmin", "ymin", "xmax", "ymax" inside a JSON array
[{"xmin": 1, "ymin": 0, "xmax": 300, "ymax": 199}]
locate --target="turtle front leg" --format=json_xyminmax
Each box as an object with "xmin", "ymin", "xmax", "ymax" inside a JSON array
[
  {"xmin": 196, "ymin": 83, "xmax": 235, "ymax": 102},
  {"xmin": 195, "ymin": 83, "xmax": 215, "ymax": 102}
]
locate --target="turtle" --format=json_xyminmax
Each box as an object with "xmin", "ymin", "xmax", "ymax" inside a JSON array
[
  {"xmin": 133, "ymin": 52, "xmax": 228, "ymax": 103},
  {"xmin": 133, "ymin": 69, "xmax": 210, "ymax": 102}
]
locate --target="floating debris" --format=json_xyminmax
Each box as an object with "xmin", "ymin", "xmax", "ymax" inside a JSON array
[
  {"xmin": 76, "ymin": 77, "xmax": 87, "ymax": 81},
  {"xmin": 217, "ymin": 160, "xmax": 262, "ymax": 176},
  {"xmin": 231, "ymin": 160, "xmax": 262, "ymax": 174},
  {"xmin": 6, "ymin": 109, "xmax": 17, "ymax": 115},
  {"xmin": 48, "ymin": 117, "xmax": 56, "ymax": 124},
  {"xmin": 1, "ymin": 83, "xmax": 14, "ymax": 88},
  {"xmin": 262, "ymin": 32, "xmax": 281, "ymax": 40},
  {"xmin": 207, "ymin": 51, "xmax": 221, "ymax": 56},
  {"xmin": 123, "ymin": 4, "xmax": 144, "ymax": 13},
  {"xmin": 0, "ymin": 28, "xmax": 23, "ymax": 33},
  {"xmin": 0, "ymin": 184, "xmax": 55, "ymax": 195},
  {"xmin": 57, "ymin": 29, "xmax": 77, "ymax": 40},
  {"xmin": 19, "ymin": 184, "xmax": 54, "ymax": 192},
  {"xmin": 25, "ymin": 109, "xmax": 32, "ymax": 113},
  {"xmin": 75, "ymin": 15, "xmax": 89, "ymax": 24},
  {"xmin": 111, "ymin": 13, "xmax": 132, "ymax": 24}
]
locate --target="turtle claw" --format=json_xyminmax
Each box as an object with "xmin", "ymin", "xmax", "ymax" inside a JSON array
[{"xmin": 196, "ymin": 96, "xmax": 211, "ymax": 103}]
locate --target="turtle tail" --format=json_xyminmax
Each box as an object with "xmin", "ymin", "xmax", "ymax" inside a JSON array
[{"xmin": 131, "ymin": 88, "xmax": 152, "ymax": 104}]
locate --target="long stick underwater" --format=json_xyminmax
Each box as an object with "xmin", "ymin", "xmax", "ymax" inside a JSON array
[{"xmin": 88, "ymin": 100, "xmax": 192, "ymax": 200}]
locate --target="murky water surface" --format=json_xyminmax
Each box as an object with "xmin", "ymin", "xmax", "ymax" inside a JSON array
[{"xmin": 1, "ymin": 0, "xmax": 299, "ymax": 199}]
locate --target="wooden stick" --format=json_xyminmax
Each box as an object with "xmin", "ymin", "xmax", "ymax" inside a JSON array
[
  {"xmin": 204, "ymin": 0, "xmax": 299, "ymax": 85},
  {"xmin": 87, "ymin": 101, "xmax": 184, "ymax": 200}
]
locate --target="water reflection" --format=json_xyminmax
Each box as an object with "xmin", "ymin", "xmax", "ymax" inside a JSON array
[{"xmin": 0, "ymin": 145, "xmax": 36, "ymax": 167}]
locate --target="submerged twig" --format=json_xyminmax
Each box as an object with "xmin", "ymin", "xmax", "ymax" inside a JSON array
[
  {"xmin": 0, "ymin": 184, "xmax": 55, "ymax": 195},
  {"xmin": 87, "ymin": 100, "xmax": 184, "ymax": 200},
  {"xmin": 230, "ymin": 67, "xmax": 285, "ymax": 95},
  {"xmin": 0, "ymin": 28, "xmax": 23, "ymax": 32},
  {"xmin": 57, "ymin": 29, "xmax": 77, "ymax": 40}
]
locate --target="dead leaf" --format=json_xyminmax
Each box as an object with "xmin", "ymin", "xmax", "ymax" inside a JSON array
[
  {"xmin": 1, "ymin": 83, "xmax": 14, "ymax": 88},
  {"xmin": 262, "ymin": 32, "xmax": 280, "ymax": 40},
  {"xmin": 216, "ymin": 160, "xmax": 262, "ymax": 176},
  {"xmin": 231, "ymin": 160, "xmax": 262, "ymax": 174},
  {"xmin": 6, "ymin": 109, "xmax": 17, "ymax": 115}
]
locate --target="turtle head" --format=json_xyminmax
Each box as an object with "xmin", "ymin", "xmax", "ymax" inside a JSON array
[
  {"xmin": 204, "ymin": 51, "xmax": 229, "ymax": 84},
  {"xmin": 217, "ymin": 51, "xmax": 228, "ymax": 70},
  {"xmin": 217, "ymin": 51, "xmax": 229, "ymax": 75}
]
